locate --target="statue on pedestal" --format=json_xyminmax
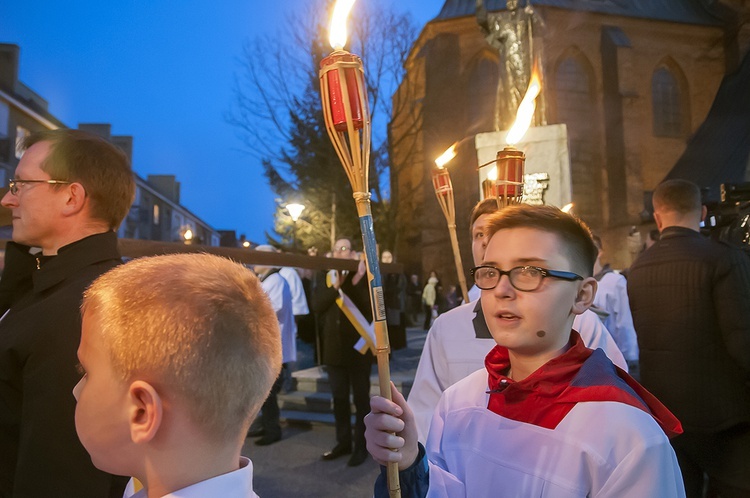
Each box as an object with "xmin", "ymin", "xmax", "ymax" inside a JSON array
[{"xmin": 476, "ymin": 0, "xmax": 546, "ymax": 131}]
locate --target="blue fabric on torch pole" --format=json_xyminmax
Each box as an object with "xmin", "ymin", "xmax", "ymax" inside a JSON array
[{"xmin": 359, "ymin": 213, "xmax": 387, "ymax": 322}]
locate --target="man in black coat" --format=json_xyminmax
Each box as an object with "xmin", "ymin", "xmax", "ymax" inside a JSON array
[
  {"xmin": 0, "ymin": 129, "xmax": 135, "ymax": 497},
  {"xmin": 628, "ymin": 179, "xmax": 750, "ymax": 497},
  {"xmin": 312, "ymin": 237, "xmax": 373, "ymax": 467}
]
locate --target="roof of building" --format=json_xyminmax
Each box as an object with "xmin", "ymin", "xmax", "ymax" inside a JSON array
[
  {"xmin": 435, "ymin": 0, "xmax": 726, "ymax": 26},
  {"xmin": 665, "ymin": 49, "xmax": 750, "ymax": 201}
]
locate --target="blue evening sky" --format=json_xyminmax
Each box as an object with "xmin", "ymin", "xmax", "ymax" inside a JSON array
[{"xmin": 0, "ymin": 1, "xmax": 441, "ymax": 243}]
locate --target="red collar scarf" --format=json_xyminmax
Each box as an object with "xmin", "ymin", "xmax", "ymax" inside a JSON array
[{"xmin": 485, "ymin": 331, "xmax": 683, "ymax": 438}]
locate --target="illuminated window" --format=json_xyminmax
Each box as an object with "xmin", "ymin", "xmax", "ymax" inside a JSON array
[{"xmin": 153, "ymin": 204, "xmax": 160, "ymax": 225}]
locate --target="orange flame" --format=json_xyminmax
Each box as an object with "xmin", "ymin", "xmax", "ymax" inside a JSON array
[
  {"xmin": 506, "ymin": 67, "xmax": 542, "ymax": 145},
  {"xmin": 435, "ymin": 143, "xmax": 457, "ymax": 169},
  {"xmin": 329, "ymin": 0, "xmax": 356, "ymax": 50}
]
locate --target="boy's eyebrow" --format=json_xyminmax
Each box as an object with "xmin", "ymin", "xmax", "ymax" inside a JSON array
[{"xmin": 482, "ymin": 257, "xmax": 549, "ymax": 267}]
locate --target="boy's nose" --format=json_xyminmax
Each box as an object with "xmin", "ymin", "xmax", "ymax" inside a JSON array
[{"xmin": 492, "ymin": 273, "xmax": 516, "ymax": 298}]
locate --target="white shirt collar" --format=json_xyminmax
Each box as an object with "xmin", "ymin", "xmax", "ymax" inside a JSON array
[{"xmin": 126, "ymin": 456, "xmax": 257, "ymax": 498}]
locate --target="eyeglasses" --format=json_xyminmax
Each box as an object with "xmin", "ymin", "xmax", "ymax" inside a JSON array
[
  {"xmin": 470, "ymin": 265, "xmax": 583, "ymax": 292},
  {"xmin": 334, "ymin": 245, "xmax": 350, "ymax": 252},
  {"xmin": 8, "ymin": 179, "xmax": 72, "ymax": 195}
]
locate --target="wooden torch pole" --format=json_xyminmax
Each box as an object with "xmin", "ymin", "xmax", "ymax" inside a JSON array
[{"xmin": 320, "ymin": 47, "xmax": 400, "ymax": 497}]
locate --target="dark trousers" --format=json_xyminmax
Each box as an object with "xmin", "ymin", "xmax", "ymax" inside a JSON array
[
  {"xmin": 327, "ymin": 357, "xmax": 371, "ymax": 450},
  {"xmin": 672, "ymin": 423, "xmax": 750, "ymax": 498},
  {"xmin": 423, "ymin": 304, "xmax": 433, "ymax": 330},
  {"xmin": 258, "ymin": 367, "xmax": 284, "ymax": 438}
]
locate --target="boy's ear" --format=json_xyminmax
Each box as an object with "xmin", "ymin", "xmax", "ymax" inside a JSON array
[
  {"xmin": 127, "ymin": 380, "xmax": 163, "ymax": 444},
  {"xmin": 572, "ymin": 277, "xmax": 597, "ymax": 315}
]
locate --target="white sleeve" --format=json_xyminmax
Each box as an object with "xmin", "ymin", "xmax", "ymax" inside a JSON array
[
  {"xmin": 281, "ymin": 267, "xmax": 309, "ymax": 316},
  {"xmin": 609, "ymin": 276, "xmax": 639, "ymax": 362},
  {"xmin": 407, "ymin": 318, "xmax": 453, "ymax": 443},
  {"xmin": 422, "ymin": 393, "xmax": 467, "ymax": 498},
  {"xmin": 595, "ymin": 434, "xmax": 685, "ymax": 497},
  {"xmin": 261, "ymin": 274, "xmax": 284, "ymax": 314},
  {"xmin": 574, "ymin": 310, "xmax": 628, "ymax": 371}
]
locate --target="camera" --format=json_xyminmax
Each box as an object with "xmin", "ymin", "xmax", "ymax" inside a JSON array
[{"xmin": 702, "ymin": 183, "xmax": 750, "ymax": 251}]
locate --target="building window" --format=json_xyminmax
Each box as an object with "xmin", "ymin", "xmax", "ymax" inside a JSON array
[
  {"xmin": 0, "ymin": 102, "xmax": 9, "ymax": 137},
  {"xmin": 15, "ymin": 126, "xmax": 29, "ymax": 159},
  {"xmin": 153, "ymin": 204, "xmax": 160, "ymax": 225},
  {"xmin": 652, "ymin": 66, "xmax": 683, "ymax": 137}
]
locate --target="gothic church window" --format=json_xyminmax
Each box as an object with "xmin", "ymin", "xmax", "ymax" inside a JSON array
[{"xmin": 652, "ymin": 65, "xmax": 684, "ymax": 137}]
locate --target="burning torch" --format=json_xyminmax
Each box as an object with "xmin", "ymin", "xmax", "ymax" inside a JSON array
[
  {"xmin": 318, "ymin": 2, "xmax": 399, "ymax": 495},
  {"xmin": 433, "ymin": 144, "xmax": 470, "ymax": 303},
  {"xmin": 479, "ymin": 68, "xmax": 542, "ymax": 207}
]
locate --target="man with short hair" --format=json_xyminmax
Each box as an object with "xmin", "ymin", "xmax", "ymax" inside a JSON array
[
  {"xmin": 312, "ymin": 237, "xmax": 372, "ymax": 467},
  {"xmin": 628, "ymin": 179, "xmax": 750, "ymax": 497},
  {"xmin": 0, "ymin": 129, "xmax": 135, "ymax": 497}
]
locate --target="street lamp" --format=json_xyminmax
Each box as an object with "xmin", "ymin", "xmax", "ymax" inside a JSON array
[
  {"xmin": 182, "ymin": 228, "xmax": 194, "ymax": 245},
  {"xmin": 286, "ymin": 202, "xmax": 305, "ymax": 250}
]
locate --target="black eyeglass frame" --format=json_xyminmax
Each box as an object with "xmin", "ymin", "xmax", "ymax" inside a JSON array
[
  {"xmin": 470, "ymin": 265, "xmax": 583, "ymax": 292},
  {"xmin": 8, "ymin": 179, "xmax": 72, "ymax": 195}
]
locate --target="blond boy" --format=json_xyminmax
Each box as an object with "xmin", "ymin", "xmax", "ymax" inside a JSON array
[{"xmin": 73, "ymin": 253, "xmax": 282, "ymax": 497}]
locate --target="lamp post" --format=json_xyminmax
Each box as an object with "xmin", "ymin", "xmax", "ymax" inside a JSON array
[
  {"xmin": 182, "ymin": 227, "xmax": 194, "ymax": 245},
  {"xmin": 286, "ymin": 202, "xmax": 306, "ymax": 250}
]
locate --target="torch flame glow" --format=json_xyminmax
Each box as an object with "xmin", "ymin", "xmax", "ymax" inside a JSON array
[
  {"xmin": 487, "ymin": 166, "xmax": 498, "ymax": 181},
  {"xmin": 329, "ymin": 0, "xmax": 357, "ymax": 50},
  {"xmin": 506, "ymin": 69, "xmax": 542, "ymax": 145},
  {"xmin": 435, "ymin": 144, "xmax": 457, "ymax": 169}
]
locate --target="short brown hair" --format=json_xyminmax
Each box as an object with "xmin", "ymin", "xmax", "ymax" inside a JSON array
[
  {"xmin": 82, "ymin": 253, "xmax": 282, "ymax": 442},
  {"xmin": 483, "ymin": 204, "xmax": 598, "ymax": 276},
  {"xmin": 24, "ymin": 129, "xmax": 135, "ymax": 230},
  {"xmin": 652, "ymin": 179, "xmax": 701, "ymax": 215},
  {"xmin": 470, "ymin": 198, "xmax": 500, "ymax": 228}
]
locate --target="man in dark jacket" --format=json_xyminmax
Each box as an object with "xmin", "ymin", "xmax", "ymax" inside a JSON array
[
  {"xmin": 628, "ymin": 179, "xmax": 750, "ymax": 497},
  {"xmin": 312, "ymin": 237, "xmax": 372, "ymax": 467},
  {"xmin": 0, "ymin": 129, "xmax": 135, "ymax": 497}
]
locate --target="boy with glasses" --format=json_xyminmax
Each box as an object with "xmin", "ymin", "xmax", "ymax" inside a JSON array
[
  {"xmin": 366, "ymin": 204, "xmax": 685, "ymax": 497},
  {"xmin": 407, "ymin": 198, "xmax": 627, "ymax": 442}
]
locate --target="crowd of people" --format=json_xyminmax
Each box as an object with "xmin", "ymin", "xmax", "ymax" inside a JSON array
[{"xmin": 0, "ymin": 128, "xmax": 747, "ymax": 497}]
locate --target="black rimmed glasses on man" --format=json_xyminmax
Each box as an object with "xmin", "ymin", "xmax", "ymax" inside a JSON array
[
  {"xmin": 8, "ymin": 179, "xmax": 72, "ymax": 195},
  {"xmin": 471, "ymin": 265, "xmax": 583, "ymax": 292}
]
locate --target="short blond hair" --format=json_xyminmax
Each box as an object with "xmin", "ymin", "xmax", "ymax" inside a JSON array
[{"xmin": 82, "ymin": 253, "xmax": 282, "ymax": 441}]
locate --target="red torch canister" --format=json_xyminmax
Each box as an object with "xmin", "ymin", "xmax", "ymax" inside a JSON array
[
  {"xmin": 432, "ymin": 168, "xmax": 452, "ymax": 197},
  {"xmin": 320, "ymin": 52, "xmax": 363, "ymax": 132},
  {"xmin": 496, "ymin": 146, "xmax": 525, "ymax": 203}
]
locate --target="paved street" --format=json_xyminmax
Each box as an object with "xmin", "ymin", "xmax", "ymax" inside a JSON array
[
  {"xmin": 242, "ymin": 325, "xmax": 427, "ymax": 497},
  {"xmin": 243, "ymin": 422, "xmax": 380, "ymax": 497}
]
